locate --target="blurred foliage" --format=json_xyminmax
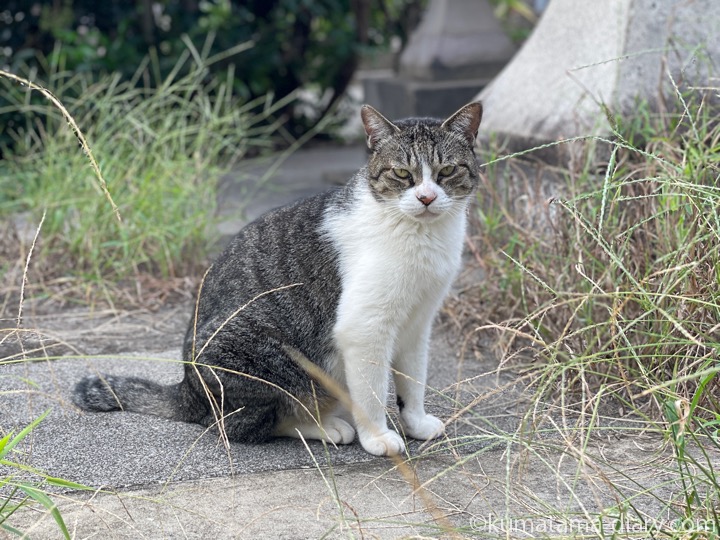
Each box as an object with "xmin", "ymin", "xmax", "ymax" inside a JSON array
[
  {"xmin": 0, "ymin": 0, "xmax": 425, "ymax": 151},
  {"xmin": 488, "ymin": 0, "xmax": 537, "ymax": 43}
]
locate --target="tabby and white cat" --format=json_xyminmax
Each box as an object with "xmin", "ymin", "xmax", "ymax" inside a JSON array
[{"xmin": 74, "ymin": 102, "xmax": 483, "ymax": 456}]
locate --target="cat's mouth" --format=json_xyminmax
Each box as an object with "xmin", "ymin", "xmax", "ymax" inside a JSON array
[{"xmin": 412, "ymin": 207, "xmax": 443, "ymax": 222}]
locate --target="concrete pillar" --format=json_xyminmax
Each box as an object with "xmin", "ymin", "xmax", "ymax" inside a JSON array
[
  {"xmin": 476, "ymin": 0, "xmax": 720, "ymax": 149},
  {"xmin": 363, "ymin": 0, "xmax": 515, "ymax": 120}
]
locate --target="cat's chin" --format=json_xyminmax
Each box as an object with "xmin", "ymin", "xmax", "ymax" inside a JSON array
[{"xmin": 407, "ymin": 208, "xmax": 445, "ymax": 223}]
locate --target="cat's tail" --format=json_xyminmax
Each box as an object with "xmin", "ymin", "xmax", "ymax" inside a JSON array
[{"xmin": 73, "ymin": 375, "xmax": 204, "ymax": 423}]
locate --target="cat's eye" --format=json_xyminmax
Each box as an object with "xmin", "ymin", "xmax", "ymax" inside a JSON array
[
  {"xmin": 439, "ymin": 165, "xmax": 456, "ymax": 177},
  {"xmin": 393, "ymin": 168, "xmax": 411, "ymax": 179}
]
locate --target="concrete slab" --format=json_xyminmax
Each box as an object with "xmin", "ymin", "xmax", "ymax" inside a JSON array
[
  {"xmin": 10, "ymin": 425, "xmax": 712, "ymax": 539},
  {"xmin": 363, "ymin": 0, "xmax": 514, "ymax": 120}
]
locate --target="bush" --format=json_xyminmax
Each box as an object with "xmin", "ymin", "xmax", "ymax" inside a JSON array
[
  {"xmin": 0, "ymin": 0, "xmax": 426, "ymax": 149},
  {"xmin": 459, "ymin": 90, "xmax": 720, "ymax": 530}
]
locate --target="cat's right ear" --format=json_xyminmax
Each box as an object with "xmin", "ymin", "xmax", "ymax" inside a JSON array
[{"xmin": 361, "ymin": 105, "xmax": 400, "ymax": 150}]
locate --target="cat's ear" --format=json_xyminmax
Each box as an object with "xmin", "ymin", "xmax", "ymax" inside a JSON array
[
  {"xmin": 361, "ymin": 105, "xmax": 400, "ymax": 150},
  {"xmin": 441, "ymin": 102, "xmax": 483, "ymax": 144}
]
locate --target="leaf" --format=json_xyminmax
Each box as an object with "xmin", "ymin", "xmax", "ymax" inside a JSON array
[
  {"xmin": 0, "ymin": 433, "xmax": 13, "ymax": 458},
  {"xmin": 689, "ymin": 369, "xmax": 717, "ymax": 416},
  {"xmin": 0, "ymin": 523, "xmax": 25, "ymax": 536},
  {"xmin": 17, "ymin": 483, "xmax": 70, "ymax": 540},
  {"xmin": 0, "ymin": 410, "xmax": 50, "ymax": 460},
  {"xmin": 664, "ymin": 398, "xmax": 688, "ymax": 458},
  {"xmin": 46, "ymin": 476, "xmax": 93, "ymax": 491}
]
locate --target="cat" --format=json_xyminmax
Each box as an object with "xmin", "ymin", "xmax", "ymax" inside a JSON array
[{"xmin": 74, "ymin": 101, "xmax": 483, "ymax": 457}]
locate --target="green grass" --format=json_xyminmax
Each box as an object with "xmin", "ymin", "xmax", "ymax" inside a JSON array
[{"xmin": 0, "ymin": 41, "xmax": 283, "ymax": 305}]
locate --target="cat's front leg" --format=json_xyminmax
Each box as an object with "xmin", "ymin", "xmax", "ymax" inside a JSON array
[
  {"xmin": 393, "ymin": 316, "xmax": 445, "ymax": 441},
  {"xmin": 335, "ymin": 324, "xmax": 405, "ymax": 456}
]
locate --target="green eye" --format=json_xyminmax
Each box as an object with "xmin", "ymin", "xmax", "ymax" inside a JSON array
[
  {"xmin": 393, "ymin": 168, "xmax": 411, "ymax": 179},
  {"xmin": 439, "ymin": 165, "xmax": 456, "ymax": 176}
]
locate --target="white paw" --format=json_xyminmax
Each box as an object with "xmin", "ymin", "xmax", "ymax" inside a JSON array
[
  {"xmin": 401, "ymin": 413, "xmax": 444, "ymax": 440},
  {"xmin": 359, "ymin": 429, "xmax": 406, "ymax": 456},
  {"xmin": 322, "ymin": 416, "xmax": 356, "ymax": 444}
]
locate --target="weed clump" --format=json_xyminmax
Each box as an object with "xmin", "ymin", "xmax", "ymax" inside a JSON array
[
  {"xmin": 0, "ymin": 43, "xmax": 278, "ymax": 307},
  {"xmin": 467, "ymin": 92, "xmax": 720, "ymax": 416}
]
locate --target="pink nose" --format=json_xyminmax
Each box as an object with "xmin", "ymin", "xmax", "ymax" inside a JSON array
[{"xmin": 417, "ymin": 192, "xmax": 436, "ymax": 206}]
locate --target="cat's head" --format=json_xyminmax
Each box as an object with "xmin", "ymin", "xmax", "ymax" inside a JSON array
[{"xmin": 360, "ymin": 102, "xmax": 482, "ymax": 223}]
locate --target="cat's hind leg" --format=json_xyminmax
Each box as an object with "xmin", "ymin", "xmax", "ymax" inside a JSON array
[
  {"xmin": 204, "ymin": 402, "xmax": 279, "ymax": 444},
  {"xmin": 274, "ymin": 411, "xmax": 356, "ymax": 445}
]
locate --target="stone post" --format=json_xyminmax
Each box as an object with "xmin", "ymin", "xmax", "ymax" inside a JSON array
[{"xmin": 476, "ymin": 0, "xmax": 720, "ymax": 149}]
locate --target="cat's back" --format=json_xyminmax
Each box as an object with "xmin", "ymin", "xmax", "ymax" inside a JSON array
[
  {"xmin": 226, "ymin": 189, "xmax": 337, "ymax": 259},
  {"xmin": 188, "ymin": 187, "xmax": 350, "ymax": 354},
  {"xmin": 214, "ymin": 187, "xmax": 345, "ymax": 279}
]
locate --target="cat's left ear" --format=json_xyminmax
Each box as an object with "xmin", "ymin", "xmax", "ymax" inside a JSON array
[
  {"xmin": 441, "ymin": 102, "xmax": 483, "ymax": 144},
  {"xmin": 361, "ymin": 105, "xmax": 400, "ymax": 150}
]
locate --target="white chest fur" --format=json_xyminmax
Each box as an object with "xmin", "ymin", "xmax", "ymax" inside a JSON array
[{"xmin": 323, "ymin": 184, "xmax": 468, "ymax": 356}]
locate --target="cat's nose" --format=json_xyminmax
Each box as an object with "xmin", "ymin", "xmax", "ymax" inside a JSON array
[{"xmin": 417, "ymin": 193, "xmax": 436, "ymax": 206}]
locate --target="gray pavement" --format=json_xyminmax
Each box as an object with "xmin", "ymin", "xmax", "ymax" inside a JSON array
[
  {"xmin": 2, "ymin": 336, "xmax": 520, "ymax": 489},
  {"xmin": 2, "ymin": 143, "xmax": 718, "ymax": 539}
]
